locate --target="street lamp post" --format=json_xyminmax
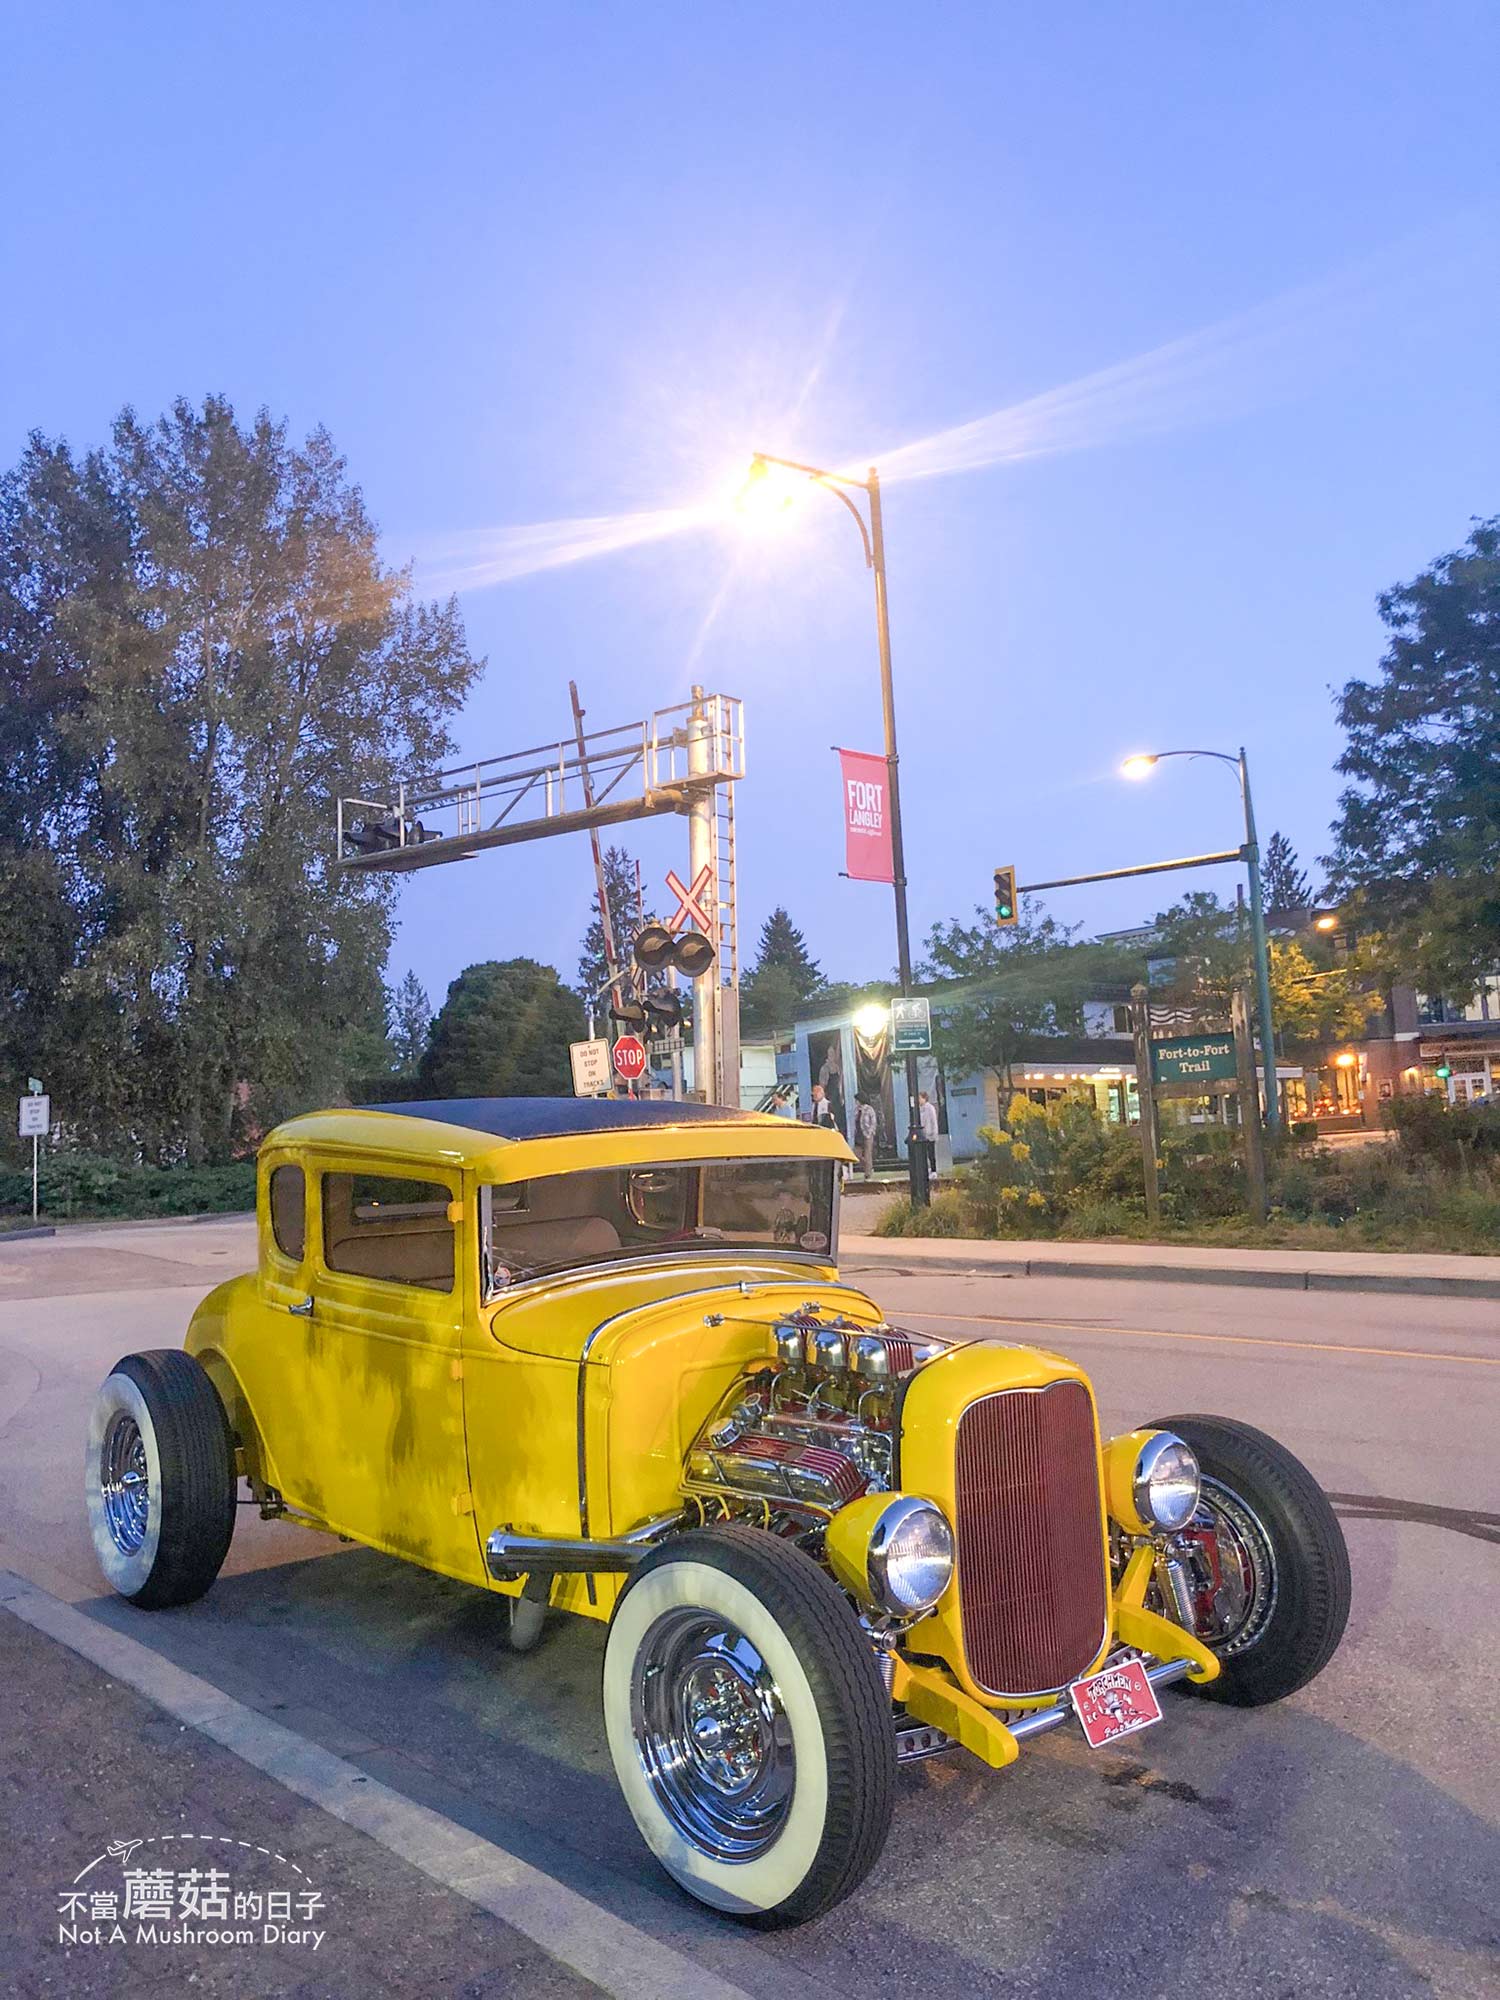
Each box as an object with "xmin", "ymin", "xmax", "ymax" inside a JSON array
[
  {"xmin": 1121, "ymin": 747, "xmax": 1280, "ymax": 1137},
  {"xmin": 743, "ymin": 453, "xmax": 931, "ymax": 1206}
]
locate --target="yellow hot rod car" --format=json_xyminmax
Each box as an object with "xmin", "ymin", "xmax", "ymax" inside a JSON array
[{"xmin": 86, "ymin": 1097, "xmax": 1349, "ymax": 1925}]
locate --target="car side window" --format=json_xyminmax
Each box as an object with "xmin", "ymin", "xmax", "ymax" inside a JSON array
[
  {"xmin": 268, "ymin": 1165, "xmax": 306, "ymax": 1262},
  {"xmin": 322, "ymin": 1172, "xmax": 455, "ymax": 1294}
]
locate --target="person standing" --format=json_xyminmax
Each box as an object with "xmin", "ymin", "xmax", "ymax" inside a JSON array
[
  {"xmin": 855, "ymin": 1096, "xmax": 878, "ymax": 1178},
  {"xmin": 808, "ymin": 1083, "xmax": 835, "ymax": 1128},
  {"xmin": 918, "ymin": 1090, "xmax": 939, "ymax": 1177}
]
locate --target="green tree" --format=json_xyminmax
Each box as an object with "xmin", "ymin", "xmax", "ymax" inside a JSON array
[
  {"xmin": 1324, "ymin": 517, "xmax": 1500, "ymax": 992},
  {"xmin": 1148, "ymin": 891, "xmax": 1370, "ymax": 1046},
  {"xmin": 741, "ymin": 906, "xmax": 825, "ymax": 1034},
  {"xmin": 576, "ymin": 846, "xmax": 659, "ymax": 1001},
  {"xmin": 389, "ymin": 971, "xmax": 433, "ymax": 1076},
  {"xmin": 1262, "ymin": 831, "xmax": 1313, "ymax": 912},
  {"xmin": 919, "ymin": 906, "xmax": 1098, "ymax": 1102},
  {"xmin": 419, "ymin": 959, "xmax": 585, "ymax": 1097},
  {"xmin": 0, "ymin": 398, "xmax": 481, "ymax": 1160}
]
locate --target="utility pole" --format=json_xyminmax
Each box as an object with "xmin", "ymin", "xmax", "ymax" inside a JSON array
[
  {"xmin": 1239, "ymin": 747, "xmax": 1280, "ymax": 1139},
  {"xmin": 1232, "ymin": 983, "xmax": 1269, "ymax": 1223},
  {"xmin": 569, "ymin": 681, "xmax": 619, "ymax": 998},
  {"xmin": 1130, "ymin": 983, "xmax": 1161, "ymax": 1228}
]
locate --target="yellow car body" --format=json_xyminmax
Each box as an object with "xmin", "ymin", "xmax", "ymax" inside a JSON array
[{"xmin": 184, "ymin": 1097, "xmax": 1218, "ymax": 1772}]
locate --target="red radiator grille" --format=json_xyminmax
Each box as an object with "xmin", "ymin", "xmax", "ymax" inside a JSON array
[{"xmin": 954, "ymin": 1382, "xmax": 1109, "ymax": 1698}]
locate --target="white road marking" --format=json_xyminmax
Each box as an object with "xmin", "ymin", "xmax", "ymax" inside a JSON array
[{"xmin": 0, "ymin": 1569, "xmax": 754, "ymax": 2000}]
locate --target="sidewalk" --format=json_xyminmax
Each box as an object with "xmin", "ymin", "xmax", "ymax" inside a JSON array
[{"xmin": 838, "ymin": 1232, "xmax": 1500, "ymax": 1299}]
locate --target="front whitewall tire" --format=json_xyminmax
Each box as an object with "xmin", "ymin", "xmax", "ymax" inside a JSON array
[{"xmin": 602, "ymin": 1526, "xmax": 895, "ymax": 1927}]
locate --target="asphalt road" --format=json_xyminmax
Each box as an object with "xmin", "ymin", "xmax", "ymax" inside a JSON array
[{"xmin": 1, "ymin": 1219, "xmax": 1496, "ymax": 1999}]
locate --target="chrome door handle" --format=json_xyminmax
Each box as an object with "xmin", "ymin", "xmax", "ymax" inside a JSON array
[{"xmin": 287, "ymin": 1296, "xmax": 314, "ymax": 1318}]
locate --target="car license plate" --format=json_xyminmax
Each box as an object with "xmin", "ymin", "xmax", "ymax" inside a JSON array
[{"xmin": 1068, "ymin": 1658, "xmax": 1164, "ymax": 1748}]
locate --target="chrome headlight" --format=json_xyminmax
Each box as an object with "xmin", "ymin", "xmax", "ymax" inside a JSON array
[
  {"xmin": 1133, "ymin": 1432, "xmax": 1200, "ymax": 1531},
  {"xmin": 866, "ymin": 1495, "xmax": 955, "ymax": 1616}
]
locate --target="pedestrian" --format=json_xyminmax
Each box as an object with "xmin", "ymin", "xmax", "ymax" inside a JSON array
[
  {"xmin": 855, "ymin": 1096, "xmax": 878, "ymax": 1178},
  {"xmin": 919, "ymin": 1090, "xmax": 939, "ymax": 1177},
  {"xmin": 809, "ymin": 1083, "xmax": 835, "ymax": 1128}
]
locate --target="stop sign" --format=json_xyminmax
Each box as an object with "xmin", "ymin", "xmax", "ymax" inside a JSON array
[{"xmin": 612, "ymin": 1033, "xmax": 648, "ymax": 1081}]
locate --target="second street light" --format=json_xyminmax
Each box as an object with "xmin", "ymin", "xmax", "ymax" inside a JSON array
[
  {"xmin": 740, "ymin": 452, "xmax": 931, "ymax": 1207},
  {"xmin": 1121, "ymin": 746, "xmax": 1280, "ymax": 1137}
]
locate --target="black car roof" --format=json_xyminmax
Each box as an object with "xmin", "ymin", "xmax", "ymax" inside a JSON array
[{"xmin": 364, "ymin": 1096, "xmax": 774, "ymax": 1141}]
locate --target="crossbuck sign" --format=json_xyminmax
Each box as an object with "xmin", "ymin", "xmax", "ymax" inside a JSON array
[{"xmin": 665, "ymin": 864, "xmax": 712, "ymax": 937}]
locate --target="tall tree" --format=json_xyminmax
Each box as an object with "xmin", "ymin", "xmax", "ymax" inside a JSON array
[
  {"xmin": 419, "ymin": 959, "xmax": 585, "ymax": 1097},
  {"xmin": 1262, "ymin": 831, "xmax": 1313, "ymax": 912},
  {"xmin": 741, "ymin": 906, "xmax": 824, "ymax": 1035},
  {"xmin": 1324, "ymin": 516, "xmax": 1500, "ymax": 992},
  {"xmin": 919, "ymin": 905, "xmax": 1097, "ymax": 1101},
  {"xmin": 1147, "ymin": 891, "xmax": 1368, "ymax": 1045},
  {"xmin": 389, "ymin": 971, "xmax": 433, "ymax": 1076},
  {"xmin": 576, "ymin": 846, "xmax": 658, "ymax": 1001},
  {"xmin": 0, "ymin": 398, "xmax": 481, "ymax": 1159}
]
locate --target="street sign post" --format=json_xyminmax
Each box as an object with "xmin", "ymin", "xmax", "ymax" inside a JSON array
[
  {"xmin": 569, "ymin": 1038, "xmax": 612, "ymax": 1097},
  {"xmin": 612, "ymin": 1034, "xmax": 648, "ymax": 1083},
  {"xmin": 1151, "ymin": 1033, "xmax": 1238, "ymax": 1087},
  {"xmin": 890, "ymin": 996, "xmax": 932, "ymax": 1053},
  {"xmin": 18, "ymin": 1090, "xmax": 49, "ymax": 1222}
]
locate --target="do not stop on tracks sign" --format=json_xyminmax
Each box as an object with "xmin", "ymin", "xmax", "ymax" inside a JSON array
[{"xmin": 612, "ymin": 1033, "xmax": 648, "ymax": 1082}]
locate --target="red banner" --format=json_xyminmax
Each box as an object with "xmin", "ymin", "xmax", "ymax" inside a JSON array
[{"xmin": 838, "ymin": 748, "xmax": 894, "ymax": 884}]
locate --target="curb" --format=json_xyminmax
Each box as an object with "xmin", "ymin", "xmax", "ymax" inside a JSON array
[
  {"xmin": 838, "ymin": 1247, "xmax": 1500, "ymax": 1301},
  {"xmin": 0, "ymin": 1225, "xmax": 56, "ymax": 1243}
]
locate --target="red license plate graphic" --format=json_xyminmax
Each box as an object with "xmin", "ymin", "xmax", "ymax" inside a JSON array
[{"xmin": 1069, "ymin": 1658, "xmax": 1164, "ymax": 1748}]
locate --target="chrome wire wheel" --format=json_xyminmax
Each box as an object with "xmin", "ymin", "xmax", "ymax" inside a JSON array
[
  {"xmin": 630, "ymin": 1607, "xmax": 795, "ymax": 1862},
  {"xmin": 100, "ymin": 1410, "xmax": 150, "ymax": 1556},
  {"xmin": 1183, "ymin": 1476, "xmax": 1279, "ymax": 1657}
]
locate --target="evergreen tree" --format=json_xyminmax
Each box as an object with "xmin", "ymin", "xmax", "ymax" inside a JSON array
[
  {"xmin": 0, "ymin": 397, "xmax": 480, "ymax": 1160},
  {"xmin": 419, "ymin": 959, "xmax": 585, "ymax": 1097},
  {"xmin": 740, "ymin": 907, "xmax": 824, "ymax": 1034},
  {"xmin": 1262, "ymin": 831, "xmax": 1313, "ymax": 912},
  {"xmin": 389, "ymin": 971, "xmax": 433, "ymax": 1076},
  {"xmin": 1324, "ymin": 516, "xmax": 1500, "ymax": 990},
  {"xmin": 576, "ymin": 846, "xmax": 659, "ymax": 1000}
]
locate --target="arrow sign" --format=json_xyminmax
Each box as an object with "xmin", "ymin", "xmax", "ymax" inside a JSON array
[{"xmin": 665, "ymin": 864, "xmax": 712, "ymax": 937}]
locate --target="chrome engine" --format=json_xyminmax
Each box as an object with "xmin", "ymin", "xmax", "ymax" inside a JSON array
[{"xmin": 684, "ymin": 1309, "xmax": 952, "ymax": 1523}]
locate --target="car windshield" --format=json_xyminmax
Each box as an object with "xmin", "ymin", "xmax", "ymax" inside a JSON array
[{"xmin": 483, "ymin": 1157, "xmax": 836, "ymax": 1289}]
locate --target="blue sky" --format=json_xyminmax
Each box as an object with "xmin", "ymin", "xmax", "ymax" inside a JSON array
[{"xmin": 5, "ymin": 4, "xmax": 1496, "ymax": 1006}]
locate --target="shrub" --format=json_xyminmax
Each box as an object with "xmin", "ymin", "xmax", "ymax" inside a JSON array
[{"xmin": 0, "ymin": 1149, "xmax": 255, "ymax": 1220}]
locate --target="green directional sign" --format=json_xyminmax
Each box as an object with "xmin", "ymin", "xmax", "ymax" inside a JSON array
[
  {"xmin": 1152, "ymin": 1033, "xmax": 1237, "ymax": 1086},
  {"xmin": 890, "ymin": 996, "xmax": 932, "ymax": 1053}
]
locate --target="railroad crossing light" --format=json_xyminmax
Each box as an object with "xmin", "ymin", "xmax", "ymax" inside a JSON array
[
  {"xmin": 609, "ymin": 994, "xmax": 648, "ymax": 1028},
  {"xmin": 633, "ymin": 923, "xmax": 675, "ymax": 971},
  {"xmin": 993, "ymin": 865, "xmax": 1018, "ymax": 928},
  {"xmin": 631, "ymin": 923, "xmax": 715, "ymax": 979},
  {"xmin": 645, "ymin": 991, "xmax": 686, "ymax": 1031},
  {"xmin": 344, "ymin": 814, "xmax": 402, "ymax": 855}
]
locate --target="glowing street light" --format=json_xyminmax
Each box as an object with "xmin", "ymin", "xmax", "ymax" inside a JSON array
[
  {"xmin": 1119, "ymin": 746, "xmax": 1280, "ymax": 1137},
  {"xmin": 853, "ymin": 1002, "xmax": 890, "ymax": 1038},
  {"xmin": 1314, "ymin": 913, "xmax": 1339, "ymax": 932},
  {"xmin": 738, "ymin": 449, "xmax": 931, "ymax": 1207}
]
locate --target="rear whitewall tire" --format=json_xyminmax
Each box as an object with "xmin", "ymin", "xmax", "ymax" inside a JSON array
[
  {"xmin": 603, "ymin": 1528, "xmax": 894, "ymax": 1925},
  {"xmin": 85, "ymin": 1351, "xmax": 237, "ymax": 1608}
]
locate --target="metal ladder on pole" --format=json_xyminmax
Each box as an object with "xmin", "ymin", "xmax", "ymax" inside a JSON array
[{"xmin": 711, "ymin": 704, "xmax": 741, "ymax": 1102}]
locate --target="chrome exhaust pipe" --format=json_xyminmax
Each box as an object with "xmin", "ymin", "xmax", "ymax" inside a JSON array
[{"xmin": 485, "ymin": 1512, "xmax": 680, "ymax": 1582}]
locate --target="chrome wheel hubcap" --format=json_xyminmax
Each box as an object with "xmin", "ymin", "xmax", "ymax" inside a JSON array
[
  {"xmin": 100, "ymin": 1412, "xmax": 150, "ymax": 1556},
  {"xmin": 1182, "ymin": 1477, "xmax": 1278, "ymax": 1655},
  {"xmin": 631, "ymin": 1609, "xmax": 794, "ymax": 1861}
]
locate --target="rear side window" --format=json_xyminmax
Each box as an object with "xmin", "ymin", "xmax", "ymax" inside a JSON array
[
  {"xmin": 322, "ymin": 1173, "xmax": 455, "ymax": 1294},
  {"xmin": 268, "ymin": 1165, "xmax": 306, "ymax": 1261}
]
